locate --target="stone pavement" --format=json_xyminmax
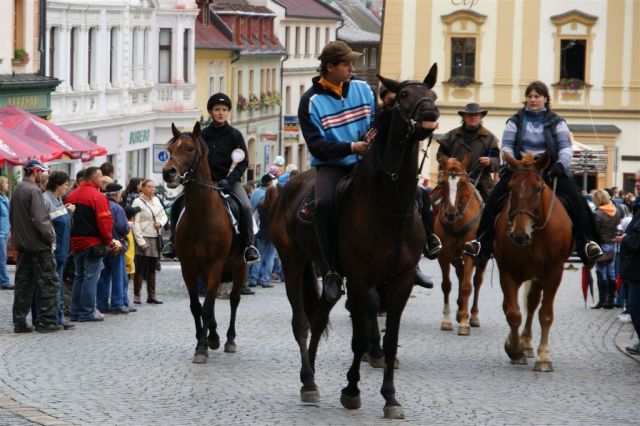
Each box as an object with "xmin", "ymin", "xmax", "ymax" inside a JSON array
[{"xmin": 0, "ymin": 259, "xmax": 638, "ymax": 425}]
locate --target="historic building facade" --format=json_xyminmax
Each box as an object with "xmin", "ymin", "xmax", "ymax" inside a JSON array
[
  {"xmin": 381, "ymin": 0, "xmax": 640, "ymax": 192},
  {"xmin": 45, "ymin": 0, "xmax": 200, "ymax": 183}
]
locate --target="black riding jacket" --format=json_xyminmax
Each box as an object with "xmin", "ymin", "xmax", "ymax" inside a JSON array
[{"xmin": 201, "ymin": 122, "xmax": 248, "ymax": 183}]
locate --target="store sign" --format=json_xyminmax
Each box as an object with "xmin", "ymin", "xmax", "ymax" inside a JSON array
[
  {"xmin": 152, "ymin": 144, "xmax": 169, "ymax": 173},
  {"xmin": 0, "ymin": 94, "xmax": 48, "ymax": 111},
  {"xmin": 572, "ymin": 150, "xmax": 607, "ymax": 174},
  {"xmin": 129, "ymin": 129, "xmax": 150, "ymax": 145},
  {"xmin": 451, "ymin": 0, "xmax": 479, "ymax": 9},
  {"xmin": 283, "ymin": 115, "xmax": 299, "ymax": 140}
]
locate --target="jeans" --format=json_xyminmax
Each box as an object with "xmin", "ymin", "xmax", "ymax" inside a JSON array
[
  {"xmin": 121, "ymin": 257, "xmax": 130, "ymax": 307},
  {"xmin": 626, "ymin": 280, "xmax": 640, "ymax": 338},
  {"xmin": 595, "ymin": 243, "xmax": 617, "ymax": 281},
  {"xmin": 97, "ymin": 254, "xmax": 126, "ymax": 311},
  {"xmin": 70, "ymin": 248, "xmax": 104, "ymax": 321},
  {"xmin": 273, "ymin": 254, "xmax": 285, "ymax": 281},
  {"xmin": 248, "ymin": 238, "xmax": 277, "ymax": 286},
  {"xmin": 0, "ymin": 236, "xmax": 10, "ymax": 287}
]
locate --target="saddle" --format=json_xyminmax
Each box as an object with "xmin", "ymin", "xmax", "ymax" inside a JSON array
[
  {"xmin": 174, "ymin": 188, "xmax": 243, "ymax": 236},
  {"xmin": 296, "ymin": 176, "xmax": 354, "ymax": 225}
]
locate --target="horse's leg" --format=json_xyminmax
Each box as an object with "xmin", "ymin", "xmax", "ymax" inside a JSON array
[
  {"xmin": 470, "ymin": 258, "xmax": 488, "ymax": 328},
  {"xmin": 438, "ymin": 257, "xmax": 453, "ymax": 331},
  {"xmin": 521, "ymin": 279, "xmax": 542, "ymax": 358},
  {"xmin": 341, "ymin": 282, "xmax": 368, "ymax": 411},
  {"xmin": 534, "ymin": 269, "xmax": 562, "ymax": 372},
  {"xmin": 224, "ymin": 264, "xmax": 246, "ymax": 353},
  {"xmin": 380, "ymin": 276, "xmax": 412, "ymax": 420},
  {"xmin": 183, "ymin": 270, "xmax": 204, "ymax": 362},
  {"xmin": 500, "ymin": 273, "xmax": 526, "ymax": 365},
  {"xmin": 202, "ymin": 265, "xmax": 223, "ymax": 358},
  {"xmin": 454, "ymin": 256, "xmax": 471, "ymax": 335},
  {"xmin": 365, "ymin": 287, "xmax": 385, "ymax": 368},
  {"xmin": 284, "ymin": 257, "xmax": 318, "ymax": 402}
]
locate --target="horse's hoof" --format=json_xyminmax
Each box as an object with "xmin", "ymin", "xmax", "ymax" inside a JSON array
[
  {"xmin": 384, "ymin": 405, "xmax": 405, "ymax": 419},
  {"xmin": 441, "ymin": 321, "xmax": 453, "ymax": 331},
  {"xmin": 524, "ymin": 347, "xmax": 534, "ymax": 358},
  {"xmin": 368, "ymin": 356, "xmax": 385, "ymax": 369},
  {"xmin": 300, "ymin": 388, "xmax": 320, "ymax": 403},
  {"xmin": 469, "ymin": 317, "xmax": 480, "ymax": 327},
  {"xmin": 224, "ymin": 343, "xmax": 236, "ymax": 353},
  {"xmin": 192, "ymin": 353, "xmax": 208, "ymax": 364},
  {"xmin": 340, "ymin": 392, "xmax": 361, "ymax": 410},
  {"xmin": 510, "ymin": 356, "xmax": 527, "ymax": 365},
  {"xmin": 533, "ymin": 361, "xmax": 553, "ymax": 372},
  {"xmin": 208, "ymin": 339, "xmax": 220, "ymax": 350},
  {"xmin": 458, "ymin": 325, "xmax": 470, "ymax": 336}
]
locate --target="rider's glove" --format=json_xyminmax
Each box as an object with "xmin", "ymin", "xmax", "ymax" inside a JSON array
[{"xmin": 548, "ymin": 162, "xmax": 564, "ymax": 179}]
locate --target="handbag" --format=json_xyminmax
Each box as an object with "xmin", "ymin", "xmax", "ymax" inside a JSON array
[{"xmin": 139, "ymin": 197, "xmax": 164, "ymax": 271}]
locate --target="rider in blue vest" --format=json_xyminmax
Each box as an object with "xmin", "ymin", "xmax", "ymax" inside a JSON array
[{"xmin": 463, "ymin": 80, "xmax": 602, "ymax": 265}]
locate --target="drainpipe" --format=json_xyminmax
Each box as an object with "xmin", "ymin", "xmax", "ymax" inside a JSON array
[{"xmin": 38, "ymin": 0, "xmax": 47, "ymax": 76}]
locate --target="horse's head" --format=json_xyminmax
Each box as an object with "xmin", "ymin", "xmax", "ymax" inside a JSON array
[
  {"xmin": 438, "ymin": 154, "xmax": 472, "ymax": 222},
  {"xmin": 162, "ymin": 122, "xmax": 207, "ymax": 188},
  {"xmin": 504, "ymin": 151, "xmax": 551, "ymax": 246},
  {"xmin": 377, "ymin": 63, "xmax": 439, "ymax": 141}
]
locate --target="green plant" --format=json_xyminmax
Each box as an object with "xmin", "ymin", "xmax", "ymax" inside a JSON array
[
  {"xmin": 448, "ymin": 75, "xmax": 474, "ymax": 87},
  {"xmin": 14, "ymin": 48, "xmax": 28, "ymax": 60},
  {"xmin": 556, "ymin": 78, "xmax": 585, "ymax": 91},
  {"xmin": 236, "ymin": 95, "xmax": 248, "ymax": 112},
  {"xmin": 260, "ymin": 92, "xmax": 272, "ymax": 109},
  {"xmin": 248, "ymin": 93, "xmax": 260, "ymax": 111},
  {"xmin": 271, "ymin": 90, "xmax": 281, "ymax": 106}
]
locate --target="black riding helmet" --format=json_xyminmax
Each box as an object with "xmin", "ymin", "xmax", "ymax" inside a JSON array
[{"xmin": 207, "ymin": 93, "xmax": 232, "ymax": 112}]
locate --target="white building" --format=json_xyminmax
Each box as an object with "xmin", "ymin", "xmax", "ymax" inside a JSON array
[{"xmin": 46, "ymin": 0, "xmax": 200, "ymax": 184}]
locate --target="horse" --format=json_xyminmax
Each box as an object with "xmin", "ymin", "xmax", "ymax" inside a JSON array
[
  {"xmin": 492, "ymin": 151, "xmax": 573, "ymax": 371},
  {"xmin": 162, "ymin": 122, "xmax": 247, "ymax": 364},
  {"xmin": 270, "ymin": 64, "xmax": 439, "ymax": 419},
  {"xmin": 433, "ymin": 154, "xmax": 487, "ymax": 335}
]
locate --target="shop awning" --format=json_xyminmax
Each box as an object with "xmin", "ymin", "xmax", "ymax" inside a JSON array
[
  {"xmin": 0, "ymin": 126, "xmax": 63, "ymax": 166},
  {"xmin": 0, "ymin": 105, "xmax": 107, "ymax": 162}
]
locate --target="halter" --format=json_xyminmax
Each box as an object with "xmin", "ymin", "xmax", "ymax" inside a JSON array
[
  {"xmin": 506, "ymin": 167, "xmax": 557, "ymax": 231},
  {"xmin": 439, "ymin": 170, "xmax": 481, "ymax": 223},
  {"xmin": 167, "ymin": 134, "xmax": 221, "ymax": 191},
  {"xmin": 393, "ymin": 82, "xmax": 435, "ymax": 138}
]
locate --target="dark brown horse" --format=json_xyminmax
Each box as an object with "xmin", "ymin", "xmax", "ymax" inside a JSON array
[
  {"xmin": 162, "ymin": 122, "xmax": 247, "ymax": 364},
  {"xmin": 434, "ymin": 155, "xmax": 487, "ymax": 335},
  {"xmin": 493, "ymin": 151, "xmax": 572, "ymax": 371},
  {"xmin": 270, "ymin": 64, "xmax": 439, "ymax": 419}
]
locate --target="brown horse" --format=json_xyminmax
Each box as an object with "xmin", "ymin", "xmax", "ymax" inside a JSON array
[
  {"xmin": 493, "ymin": 151, "xmax": 572, "ymax": 371},
  {"xmin": 434, "ymin": 155, "xmax": 487, "ymax": 335},
  {"xmin": 270, "ymin": 65, "xmax": 439, "ymax": 419},
  {"xmin": 162, "ymin": 122, "xmax": 247, "ymax": 364}
]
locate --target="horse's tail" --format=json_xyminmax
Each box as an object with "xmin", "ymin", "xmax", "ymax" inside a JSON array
[
  {"xmin": 522, "ymin": 280, "xmax": 533, "ymax": 315},
  {"xmin": 302, "ymin": 260, "xmax": 331, "ymax": 338}
]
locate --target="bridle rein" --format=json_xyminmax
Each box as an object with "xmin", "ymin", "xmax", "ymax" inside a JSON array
[{"xmin": 166, "ymin": 133, "xmax": 220, "ymax": 191}]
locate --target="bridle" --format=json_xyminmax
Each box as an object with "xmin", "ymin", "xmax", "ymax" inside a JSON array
[
  {"xmin": 506, "ymin": 167, "xmax": 557, "ymax": 231},
  {"xmin": 166, "ymin": 134, "xmax": 220, "ymax": 190},
  {"xmin": 438, "ymin": 170, "xmax": 480, "ymax": 222}
]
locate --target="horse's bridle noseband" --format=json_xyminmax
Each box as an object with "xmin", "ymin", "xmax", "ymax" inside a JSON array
[
  {"xmin": 506, "ymin": 167, "xmax": 557, "ymax": 231},
  {"xmin": 393, "ymin": 82, "xmax": 435, "ymax": 137},
  {"xmin": 166, "ymin": 135, "xmax": 220, "ymax": 190}
]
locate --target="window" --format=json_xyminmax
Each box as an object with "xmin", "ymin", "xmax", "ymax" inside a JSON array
[
  {"xmin": 183, "ymin": 29, "xmax": 190, "ymax": 83},
  {"xmin": 88, "ymin": 27, "xmax": 96, "ymax": 87},
  {"xmin": 272, "ymin": 68, "xmax": 276, "ymax": 92},
  {"xmin": 325, "ymin": 28, "xmax": 330, "ymax": 45},
  {"xmin": 560, "ymin": 39, "xmax": 586, "ymax": 81},
  {"xmin": 159, "ymin": 28, "xmax": 172, "ymax": 83},
  {"xmin": 370, "ymin": 47, "xmax": 377, "ymax": 68},
  {"xmin": 315, "ymin": 27, "xmax": 320, "ymax": 54},
  {"xmin": 143, "ymin": 29, "xmax": 149, "ymax": 81},
  {"xmin": 209, "ymin": 76, "xmax": 216, "ymax": 95},
  {"xmin": 13, "ymin": 0, "xmax": 24, "ymax": 51},
  {"xmin": 110, "ymin": 27, "xmax": 117, "ymax": 85},
  {"xmin": 237, "ymin": 70, "xmax": 243, "ymax": 95},
  {"xmin": 285, "ymin": 85, "xmax": 291, "ymax": 114},
  {"xmin": 219, "ymin": 76, "xmax": 225, "ymax": 93},
  {"xmin": 299, "ymin": 84, "xmax": 305, "ymax": 99},
  {"xmin": 285, "ymin": 26, "xmax": 290, "ymax": 53},
  {"xmin": 132, "ymin": 28, "xmax": 139, "ymax": 81},
  {"xmin": 260, "ymin": 69, "xmax": 265, "ymax": 93},
  {"xmin": 362, "ymin": 48, "xmax": 368, "ymax": 68},
  {"xmin": 451, "ymin": 37, "xmax": 476, "ymax": 79},
  {"xmin": 295, "ymin": 27, "xmax": 300, "ymax": 55},
  {"xmin": 70, "ymin": 27, "xmax": 76, "ymax": 89},
  {"xmin": 48, "ymin": 27, "xmax": 56, "ymax": 77},
  {"xmin": 249, "ymin": 69, "xmax": 254, "ymax": 95},
  {"xmin": 127, "ymin": 149, "xmax": 148, "ymax": 182},
  {"xmin": 305, "ymin": 27, "xmax": 310, "ymax": 55}
]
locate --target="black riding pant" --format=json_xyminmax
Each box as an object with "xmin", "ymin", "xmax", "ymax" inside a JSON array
[
  {"xmin": 417, "ymin": 186, "xmax": 435, "ymax": 235},
  {"xmin": 475, "ymin": 172, "xmax": 598, "ymax": 259}
]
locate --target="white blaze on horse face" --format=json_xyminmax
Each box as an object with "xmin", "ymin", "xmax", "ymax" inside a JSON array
[{"xmin": 448, "ymin": 176, "xmax": 459, "ymax": 208}]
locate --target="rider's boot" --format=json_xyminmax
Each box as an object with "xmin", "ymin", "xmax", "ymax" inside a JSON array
[
  {"xmin": 244, "ymin": 245, "xmax": 260, "ymax": 264},
  {"xmin": 414, "ymin": 265, "xmax": 434, "ymax": 289},
  {"xmin": 463, "ymin": 230, "xmax": 493, "ymax": 263},
  {"xmin": 314, "ymin": 218, "xmax": 343, "ymax": 304}
]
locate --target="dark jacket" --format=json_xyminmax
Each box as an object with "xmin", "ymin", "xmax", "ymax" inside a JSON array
[
  {"xmin": 108, "ymin": 197, "xmax": 130, "ymax": 250},
  {"xmin": 9, "ymin": 180, "xmax": 55, "ymax": 252},
  {"xmin": 65, "ymin": 182, "xmax": 113, "ymax": 252},
  {"xmin": 201, "ymin": 122, "xmax": 248, "ymax": 182},
  {"xmin": 508, "ymin": 109, "xmax": 563, "ymax": 164},
  {"xmin": 594, "ymin": 205, "xmax": 621, "ymax": 242},
  {"xmin": 620, "ymin": 196, "xmax": 640, "ymax": 281}
]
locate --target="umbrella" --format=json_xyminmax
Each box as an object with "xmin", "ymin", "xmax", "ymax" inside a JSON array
[
  {"xmin": 0, "ymin": 126, "xmax": 63, "ymax": 166},
  {"xmin": 0, "ymin": 105, "xmax": 107, "ymax": 161},
  {"xmin": 581, "ymin": 266, "xmax": 594, "ymax": 307}
]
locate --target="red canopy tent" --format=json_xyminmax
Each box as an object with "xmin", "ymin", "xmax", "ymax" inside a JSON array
[
  {"xmin": 0, "ymin": 126, "xmax": 63, "ymax": 166},
  {"xmin": 0, "ymin": 105, "xmax": 107, "ymax": 162}
]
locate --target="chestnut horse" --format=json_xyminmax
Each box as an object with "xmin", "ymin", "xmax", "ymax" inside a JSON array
[
  {"xmin": 162, "ymin": 122, "xmax": 247, "ymax": 364},
  {"xmin": 434, "ymin": 155, "xmax": 487, "ymax": 335},
  {"xmin": 493, "ymin": 151, "xmax": 572, "ymax": 371},
  {"xmin": 270, "ymin": 65, "xmax": 439, "ymax": 419}
]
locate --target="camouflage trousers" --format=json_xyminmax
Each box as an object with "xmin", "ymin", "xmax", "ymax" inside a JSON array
[{"xmin": 13, "ymin": 250, "xmax": 60, "ymax": 328}]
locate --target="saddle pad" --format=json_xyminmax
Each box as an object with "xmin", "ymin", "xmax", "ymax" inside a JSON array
[{"xmin": 296, "ymin": 186, "xmax": 315, "ymax": 226}]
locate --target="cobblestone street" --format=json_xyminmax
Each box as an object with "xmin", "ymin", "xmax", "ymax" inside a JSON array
[{"xmin": 1, "ymin": 258, "xmax": 638, "ymax": 425}]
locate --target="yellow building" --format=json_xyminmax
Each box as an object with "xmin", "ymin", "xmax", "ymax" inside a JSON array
[{"xmin": 380, "ymin": 0, "xmax": 640, "ymax": 193}]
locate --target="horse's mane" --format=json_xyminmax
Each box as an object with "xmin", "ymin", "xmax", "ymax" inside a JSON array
[
  {"xmin": 372, "ymin": 105, "xmax": 393, "ymax": 149},
  {"xmin": 520, "ymin": 152, "xmax": 537, "ymax": 167}
]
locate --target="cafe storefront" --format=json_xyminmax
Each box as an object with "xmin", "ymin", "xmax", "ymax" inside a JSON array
[{"xmin": 0, "ymin": 74, "xmax": 61, "ymax": 118}]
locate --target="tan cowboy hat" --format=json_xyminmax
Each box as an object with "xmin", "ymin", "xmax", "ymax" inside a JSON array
[{"xmin": 457, "ymin": 103, "xmax": 488, "ymax": 117}]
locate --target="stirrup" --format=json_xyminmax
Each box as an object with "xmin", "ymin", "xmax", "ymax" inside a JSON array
[
  {"xmin": 463, "ymin": 240, "xmax": 481, "ymax": 257},
  {"xmin": 425, "ymin": 234, "xmax": 442, "ymax": 258},
  {"xmin": 244, "ymin": 245, "xmax": 261, "ymax": 264},
  {"xmin": 585, "ymin": 241, "xmax": 603, "ymax": 260}
]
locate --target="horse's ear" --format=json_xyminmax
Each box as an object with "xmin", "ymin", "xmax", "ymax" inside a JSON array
[
  {"xmin": 193, "ymin": 121, "xmax": 201, "ymax": 138},
  {"xmin": 535, "ymin": 151, "xmax": 551, "ymax": 171},
  {"xmin": 439, "ymin": 154, "xmax": 449, "ymax": 170},
  {"xmin": 377, "ymin": 74, "xmax": 401, "ymax": 93},
  {"xmin": 423, "ymin": 63, "xmax": 438, "ymax": 89},
  {"xmin": 503, "ymin": 151, "xmax": 519, "ymax": 169},
  {"xmin": 461, "ymin": 153, "xmax": 470, "ymax": 171},
  {"xmin": 171, "ymin": 123, "xmax": 181, "ymax": 138}
]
